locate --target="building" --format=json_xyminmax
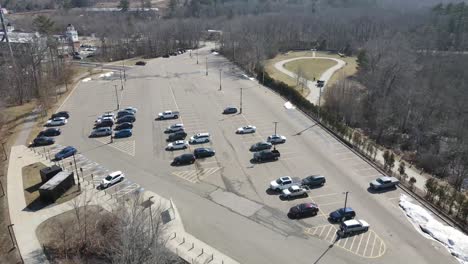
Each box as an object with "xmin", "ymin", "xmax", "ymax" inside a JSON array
[{"xmin": 65, "ymin": 24, "xmax": 80, "ymax": 52}]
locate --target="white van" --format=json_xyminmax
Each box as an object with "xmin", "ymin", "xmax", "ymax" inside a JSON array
[{"xmin": 190, "ymin": 133, "xmax": 210, "ymax": 144}]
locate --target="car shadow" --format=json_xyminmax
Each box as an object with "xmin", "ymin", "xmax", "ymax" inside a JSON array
[
  {"xmin": 265, "ymin": 188, "xmax": 280, "ymax": 195},
  {"xmin": 249, "ymin": 158, "xmax": 278, "ymax": 164},
  {"xmin": 279, "ymin": 194, "xmax": 308, "ymax": 201},
  {"xmin": 366, "ymin": 186, "xmax": 398, "ymax": 194},
  {"xmin": 170, "ymin": 162, "xmax": 193, "ymax": 167}
]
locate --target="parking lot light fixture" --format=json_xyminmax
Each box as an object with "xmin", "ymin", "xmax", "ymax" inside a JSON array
[
  {"xmin": 273, "ymin": 121, "xmax": 278, "ymax": 135},
  {"xmin": 343, "ymin": 191, "xmax": 350, "ymax": 209},
  {"xmin": 148, "ymin": 196, "xmax": 155, "ymax": 236}
]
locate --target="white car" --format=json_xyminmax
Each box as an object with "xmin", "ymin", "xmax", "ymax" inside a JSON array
[
  {"xmin": 123, "ymin": 107, "xmax": 138, "ymax": 113},
  {"xmin": 101, "ymin": 171, "xmax": 125, "ymax": 188},
  {"xmin": 95, "ymin": 116, "xmax": 114, "ymax": 124},
  {"xmin": 90, "ymin": 127, "xmax": 112, "ymax": 137},
  {"xmin": 165, "ymin": 124, "xmax": 184, "ymax": 133},
  {"xmin": 269, "ymin": 176, "xmax": 295, "ymax": 191},
  {"xmin": 267, "ymin": 134, "xmax": 286, "ymax": 144},
  {"xmin": 166, "ymin": 140, "xmax": 189, "ymax": 150},
  {"xmin": 189, "ymin": 133, "xmax": 210, "ymax": 144},
  {"xmin": 46, "ymin": 117, "xmax": 67, "ymax": 127},
  {"xmin": 96, "ymin": 113, "xmax": 115, "ymax": 122},
  {"xmin": 236, "ymin": 125, "xmax": 256, "ymax": 134},
  {"xmin": 281, "ymin": 185, "xmax": 308, "ymax": 199},
  {"xmin": 339, "ymin": 219, "xmax": 370, "ymax": 236}
]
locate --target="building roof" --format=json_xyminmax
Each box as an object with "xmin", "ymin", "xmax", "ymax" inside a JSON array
[{"xmin": 0, "ymin": 31, "xmax": 41, "ymax": 43}]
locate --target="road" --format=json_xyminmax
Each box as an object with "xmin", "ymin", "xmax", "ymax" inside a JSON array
[
  {"xmin": 274, "ymin": 57, "xmax": 345, "ymax": 104},
  {"xmin": 49, "ymin": 46, "xmax": 457, "ymax": 264}
]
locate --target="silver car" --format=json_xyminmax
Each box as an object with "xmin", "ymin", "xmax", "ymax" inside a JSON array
[{"xmin": 90, "ymin": 127, "xmax": 112, "ymax": 137}]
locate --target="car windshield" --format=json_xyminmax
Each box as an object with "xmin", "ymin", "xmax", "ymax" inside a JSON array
[
  {"xmin": 276, "ymin": 179, "xmax": 282, "ymax": 184},
  {"xmin": 105, "ymin": 175, "xmax": 113, "ymax": 181}
]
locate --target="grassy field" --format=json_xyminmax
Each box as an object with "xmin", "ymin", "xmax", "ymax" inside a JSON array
[
  {"xmin": 264, "ymin": 51, "xmax": 358, "ymax": 96},
  {"xmin": 284, "ymin": 58, "xmax": 337, "ymax": 82}
]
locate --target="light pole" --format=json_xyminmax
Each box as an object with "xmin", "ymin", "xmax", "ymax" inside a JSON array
[
  {"xmin": 196, "ymin": 50, "xmax": 199, "ymax": 64},
  {"xmin": 72, "ymin": 153, "xmax": 80, "ymax": 187},
  {"xmin": 114, "ymin": 84, "xmax": 120, "ymax": 110},
  {"xmin": 343, "ymin": 191, "xmax": 350, "ymax": 209},
  {"xmin": 240, "ymin": 87, "xmax": 243, "ymax": 114},
  {"xmin": 205, "ymin": 57, "xmax": 208, "ymax": 76},
  {"xmin": 122, "ymin": 61, "xmax": 126, "ymax": 82},
  {"xmin": 316, "ymin": 80, "xmax": 324, "ymax": 119},
  {"xmin": 273, "ymin": 121, "xmax": 278, "ymax": 135},
  {"xmin": 219, "ymin": 69, "xmax": 222, "ymax": 90}
]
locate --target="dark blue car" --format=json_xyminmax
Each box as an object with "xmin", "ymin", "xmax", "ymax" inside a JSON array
[
  {"xmin": 329, "ymin": 207, "xmax": 356, "ymax": 222},
  {"xmin": 114, "ymin": 122, "xmax": 133, "ymax": 131},
  {"xmin": 116, "ymin": 115, "xmax": 136, "ymax": 124},
  {"xmin": 114, "ymin": 129, "xmax": 132, "ymax": 138},
  {"xmin": 55, "ymin": 146, "xmax": 77, "ymax": 160}
]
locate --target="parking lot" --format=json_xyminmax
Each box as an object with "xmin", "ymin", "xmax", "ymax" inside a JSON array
[{"xmin": 51, "ymin": 46, "xmax": 458, "ymax": 264}]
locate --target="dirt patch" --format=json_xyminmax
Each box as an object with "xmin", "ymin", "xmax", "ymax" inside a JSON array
[{"xmin": 22, "ymin": 162, "xmax": 81, "ymax": 211}]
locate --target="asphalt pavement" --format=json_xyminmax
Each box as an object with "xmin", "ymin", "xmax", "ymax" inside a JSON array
[{"xmin": 51, "ymin": 46, "xmax": 457, "ymax": 264}]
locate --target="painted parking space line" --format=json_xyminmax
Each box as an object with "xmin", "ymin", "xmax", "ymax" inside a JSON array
[
  {"xmin": 172, "ymin": 167, "xmax": 221, "ymax": 183},
  {"xmin": 304, "ymin": 226, "xmax": 386, "ymax": 258}
]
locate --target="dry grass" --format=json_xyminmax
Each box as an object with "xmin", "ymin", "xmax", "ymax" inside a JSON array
[
  {"xmin": 22, "ymin": 162, "xmax": 81, "ymax": 211},
  {"xmin": 264, "ymin": 50, "xmax": 358, "ymax": 94},
  {"xmin": 284, "ymin": 58, "xmax": 337, "ymax": 82}
]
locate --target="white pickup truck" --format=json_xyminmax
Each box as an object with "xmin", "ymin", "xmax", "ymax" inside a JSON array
[
  {"xmin": 269, "ymin": 176, "xmax": 301, "ymax": 191},
  {"xmin": 369, "ymin": 176, "xmax": 399, "ymax": 190},
  {"xmin": 157, "ymin": 110, "xmax": 180, "ymax": 120}
]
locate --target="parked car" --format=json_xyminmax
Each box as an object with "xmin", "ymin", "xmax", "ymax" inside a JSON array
[
  {"xmin": 167, "ymin": 131, "xmax": 187, "ymax": 142},
  {"xmin": 123, "ymin": 107, "xmax": 138, "ymax": 113},
  {"xmin": 114, "ymin": 122, "xmax": 133, "ymax": 131},
  {"xmin": 172, "ymin": 153, "xmax": 196, "ymax": 165},
  {"xmin": 117, "ymin": 110, "xmax": 134, "ymax": 119},
  {"xmin": 165, "ymin": 124, "xmax": 184, "ymax": 133},
  {"xmin": 157, "ymin": 110, "xmax": 179, "ymax": 120},
  {"xmin": 114, "ymin": 129, "xmax": 132, "ymax": 138},
  {"xmin": 45, "ymin": 117, "xmax": 67, "ymax": 127},
  {"xmin": 96, "ymin": 112, "xmax": 115, "ymax": 122},
  {"xmin": 90, "ymin": 127, "xmax": 112, "ymax": 137},
  {"xmin": 135, "ymin": 61, "xmax": 146, "ymax": 66},
  {"xmin": 38, "ymin": 128, "xmax": 61, "ymax": 137},
  {"xmin": 288, "ymin": 203, "xmax": 319, "ymax": 218},
  {"xmin": 329, "ymin": 207, "xmax": 356, "ymax": 222},
  {"xmin": 281, "ymin": 185, "xmax": 308, "ymax": 199},
  {"xmin": 249, "ymin": 141, "xmax": 272, "ymax": 152},
  {"xmin": 253, "ymin": 149, "xmax": 280, "ymax": 162},
  {"xmin": 95, "ymin": 117, "xmax": 114, "ymax": 125},
  {"xmin": 369, "ymin": 176, "xmax": 399, "ymax": 190},
  {"xmin": 73, "ymin": 55, "xmax": 82, "ymax": 60},
  {"xmin": 54, "ymin": 146, "xmax": 77, "ymax": 160},
  {"xmin": 339, "ymin": 219, "xmax": 370, "ymax": 236},
  {"xmin": 163, "ymin": 54, "xmax": 170, "ymax": 58},
  {"xmin": 116, "ymin": 115, "xmax": 136, "ymax": 124},
  {"xmin": 267, "ymin": 134, "xmax": 286, "ymax": 144},
  {"xmin": 236, "ymin": 125, "xmax": 256, "ymax": 134},
  {"xmin": 166, "ymin": 140, "xmax": 189, "ymax": 150},
  {"xmin": 94, "ymin": 119, "xmax": 114, "ymax": 128},
  {"xmin": 223, "ymin": 107, "xmax": 238, "ymax": 114},
  {"xmin": 302, "ymin": 175, "xmax": 326, "ymax": 188},
  {"xmin": 32, "ymin": 136, "xmax": 55, "ymax": 146},
  {"xmin": 194, "ymin": 148, "xmax": 215, "ymax": 158},
  {"xmin": 101, "ymin": 171, "xmax": 125, "ymax": 188},
  {"xmin": 189, "ymin": 133, "xmax": 210, "ymax": 144},
  {"xmin": 51, "ymin": 111, "xmax": 70, "ymax": 119},
  {"xmin": 270, "ymin": 176, "xmax": 297, "ymax": 191}
]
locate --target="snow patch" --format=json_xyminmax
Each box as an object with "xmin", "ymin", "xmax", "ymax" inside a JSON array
[
  {"xmin": 82, "ymin": 78, "xmax": 91, "ymax": 82},
  {"xmin": 211, "ymin": 51, "xmax": 219, "ymax": 55},
  {"xmin": 399, "ymin": 194, "xmax": 468, "ymax": 263},
  {"xmin": 99, "ymin": 72, "xmax": 114, "ymax": 78},
  {"xmin": 284, "ymin": 101, "xmax": 296, "ymax": 109}
]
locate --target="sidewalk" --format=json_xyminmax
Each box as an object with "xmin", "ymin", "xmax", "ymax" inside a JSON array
[{"xmin": 7, "ymin": 145, "xmax": 239, "ymax": 264}]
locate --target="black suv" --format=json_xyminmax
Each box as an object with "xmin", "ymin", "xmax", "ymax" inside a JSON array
[
  {"xmin": 301, "ymin": 175, "xmax": 326, "ymax": 188},
  {"xmin": 249, "ymin": 142, "xmax": 272, "ymax": 152},
  {"xmin": 288, "ymin": 203, "xmax": 319, "ymax": 218},
  {"xmin": 222, "ymin": 107, "xmax": 238, "ymax": 114},
  {"xmin": 51, "ymin": 111, "xmax": 70, "ymax": 119},
  {"xmin": 172, "ymin": 154, "xmax": 195, "ymax": 166},
  {"xmin": 194, "ymin": 148, "xmax": 215, "ymax": 158},
  {"xmin": 116, "ymin": 115, "xmax": 136, "ymax": 124},
  {"xmin": 117, "ymin": 110, "xmax": 134, "ymax": 119},
  {"xmin": 32, "ymin": 136, "xmax": 55, "ymax": 146},
  {"xmin": 253, "ymin": 149, "xmax": 280, "ymax": 162},
  {"xmin": 115, "ymin": 122, "xmax": 133, "ymax": 131},
  {"xmin": 38, "ymin": 128, "xmax": 61, "ymax": 137},
  {"xmin": 95, "ymin": 120, "xmax": 114, "ymax": 128},
  {"xmin": 167, "ymin": 131, "xmax": 187, "ymax": 142},
  {"xmin": 329, "ymin": 207, "xmax": 356, "ymax": 222}
]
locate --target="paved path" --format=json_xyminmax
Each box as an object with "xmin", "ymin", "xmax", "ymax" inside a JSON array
[{"xmin": 274, "ymin": 56, "xmax": 346, "ymax": 104}]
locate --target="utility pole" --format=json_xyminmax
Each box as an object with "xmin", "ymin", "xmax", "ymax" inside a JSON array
[
  {"xmin": 273, "ymin": 121, "xmax": 278, "ymax": 135},
  {"xmin": 219, "ymin": 69, "xmax": 222, "ymax": 90},
  {"xmin": 343, "ymin": 191, "xmax": 350, "ymax": 209},
  {"xmin": 205, "ymin": 57, "xmax": 208, "ymax": 76},
  {"xmin": 114, "ymin": 84, "xmax": 120, "ymax": 110},
  {"xmin": 0, "ymin": 5, "xmax": 14, "ymax": 61},
  {"xmin": 240, "ymin": 88, "xmax": 243, "ymax": 114}
]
